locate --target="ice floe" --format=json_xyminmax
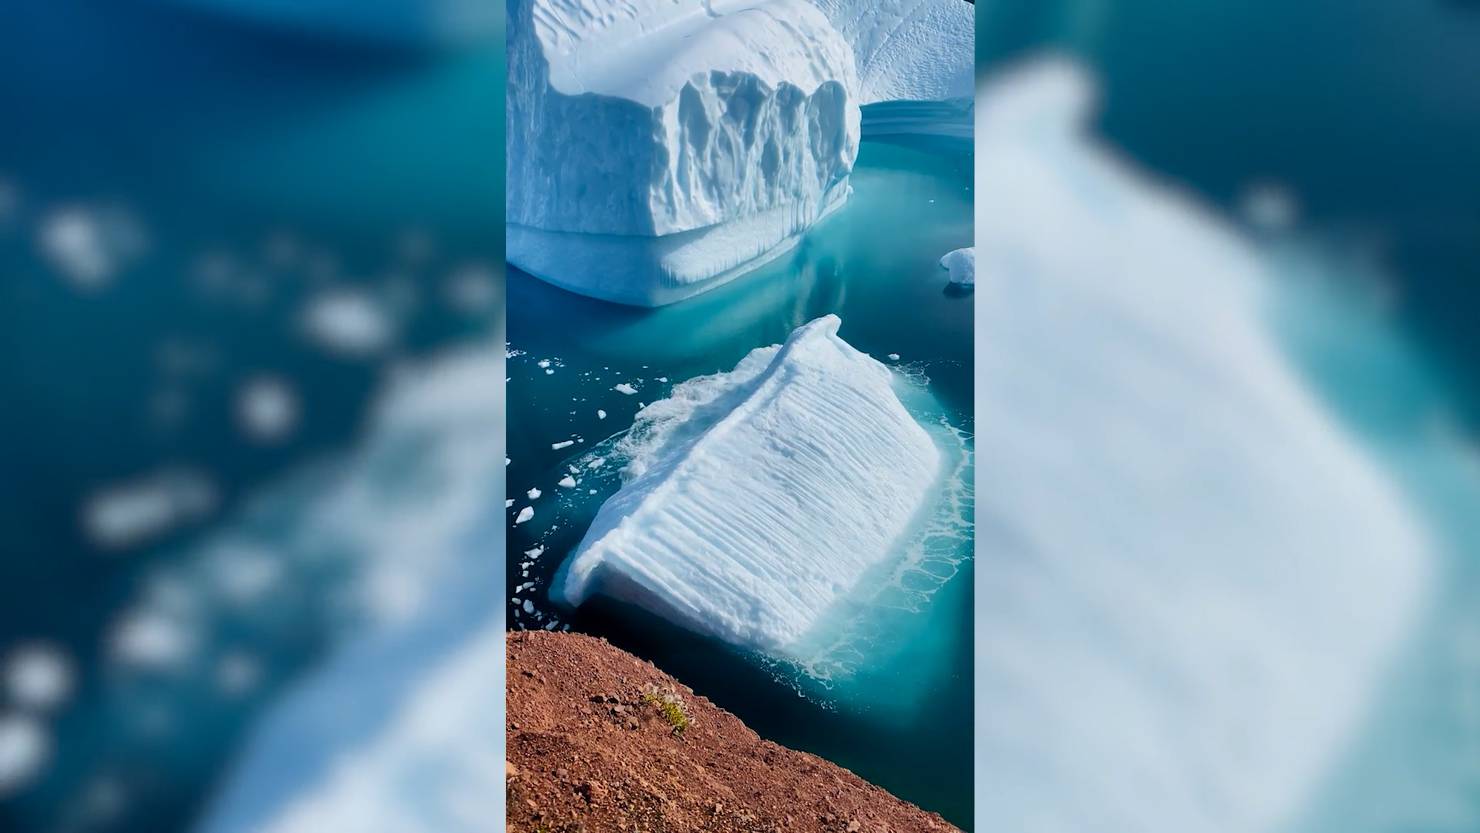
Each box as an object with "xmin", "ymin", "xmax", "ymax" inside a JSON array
[
  {"xmin": 940, "ymin": 246, "xmax": 974, "ymax": 285},
  {"xmin": 556, "ymin": 315, "xmax": 940, "ymax": 653},
  {"xmin": 974, "ymin": 59, "xmax": 1431, "ymax": 833}
]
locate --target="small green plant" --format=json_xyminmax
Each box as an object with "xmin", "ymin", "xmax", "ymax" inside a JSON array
[{"xmin": 640, "ymin": 683, "xmax": 691, "ymax": 735}]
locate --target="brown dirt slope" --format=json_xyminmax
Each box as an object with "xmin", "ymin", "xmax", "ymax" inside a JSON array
[{"xmin": 506, "ymin": 631, "xmax": 961, "ymax": 833}]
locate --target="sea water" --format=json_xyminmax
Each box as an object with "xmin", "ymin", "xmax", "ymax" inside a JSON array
[{"xmin": 506, "ymin": 135, "xmax": 975, "ymax": 826}]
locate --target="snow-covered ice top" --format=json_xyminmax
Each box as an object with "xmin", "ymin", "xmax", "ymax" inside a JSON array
[
  {"xmin": 974, "ymin": 59, "xmax": 1430, "ymax": 833},
  {"xmin": 811, "ymin": 0, "xmax": 975, "ymax": 104},
  {"xmin": 556, "ymin": 315, "xmax": 940, "ymax": 652},
  {"xmin": 940, "ymin": 246, "xmax": 974, "ymax": 285},
  {"xmin": 509, "ymin": 0, "xmax": 860, "ymax": 238}
]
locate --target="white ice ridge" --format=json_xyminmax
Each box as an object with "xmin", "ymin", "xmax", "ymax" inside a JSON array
[
  {"xmin": 974, "ymin": 59, "xmax": 1431, "ymax": 833},
  {"xmin": 556, "ymin": 315, "xmax": 941, "ymax": 652},
  {"xmin": 810, "ymin": 0, "xmax": 975, "ymax": 105},
  {"xmin": 507, "ymin": 0, "xmax": 862, "ymax": 306}
]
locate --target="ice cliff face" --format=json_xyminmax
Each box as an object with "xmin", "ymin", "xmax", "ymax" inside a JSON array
[
  {"xmin": 507, "ymin": 0, "xmax": 862, "ymax": 306},
  {"xmin": 974, "ymin": 60, "xmax": 1430, "ymax": 833},
  {"xmin": 555, "ymin": 315, "xmax": 940, "ymax": 653}
]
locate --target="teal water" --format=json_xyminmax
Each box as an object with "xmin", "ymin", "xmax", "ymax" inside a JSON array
[{"xmin": 506, "ymin": 136, "xmax": 976, "ymax": 826}]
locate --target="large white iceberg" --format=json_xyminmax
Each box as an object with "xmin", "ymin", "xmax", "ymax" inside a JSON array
[
  {"xmin": 811, "ymin": 0, "xmax": 975, "ymax": 105},
  {"xmin": 555, "ymin": 315, "xmax": 941, "ymax": 653},
  {"xmin": 507, "ymin": 0, "xmax": 862, "ymax": 306},
  {"xmin": 974, "ymin": 60, "xmax": 1431, "ymax": 833}
]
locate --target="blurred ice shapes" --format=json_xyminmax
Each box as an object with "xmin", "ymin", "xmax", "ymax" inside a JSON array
[
  {"xmin": 1240, "ymin": 180, "xmax": 1301, "ymax": 233},
  {"xmin": 236, "ymin": 376, "xmax": 300, "ymax": 444},
  {"xmin": 82, "ymin": 469, "xmax": 219, "ymax": 551},
  {"xmin": 36, "ymin": 205, "xmax": 148, "ymax": 293},
  {"xmin": 974, "ymin": 58, "xmax": 1431, "ymax": 833},
  {"xmin": 299, "ymin": 288, "xmax": 397, "ymax": 358},
  {"xmin": 3, "ymin": 645, "xmax": 74, "ymax": 713},
  {"xmin": 0, "ymin": 714, "xmax": 49, "ymax": 798}
]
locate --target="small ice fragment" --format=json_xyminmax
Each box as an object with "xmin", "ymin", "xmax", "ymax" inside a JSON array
[
  {"xmin": 596, "ymin": 410, "xmax": 607, "ymax": 420},
  {"xmin": 236, "ymin": 376, "xmax": 299, "ymax": 443},
  {"xmin": 614, "ymin": 383, "xmax": 637, "ymax": 395},
  {"xmin": 527, "ymin": 487, "xmax": 542, "ymax": 500},
  {"xmin": 515, "ymin": 507, "xmax": 534, "ymax": 525},
  {"xmin": 0, "ymin": 714, "xmax": 48, "ymax": 797},
  {"xmin": 82, "ymin": 469, "xmax": 218, "ymax": 550},
  {"xmin": 657, "ymin": 377, "xmax": 668, "ymax": 383},
  {"xmin": 111, "ymin": 610, "xmax": 196, "ymax": 668},
  {"xmin": 506, "ymin": 499, "xmax": 515, "ymax": 508},
  {"xmin": 537, "ymin": 359, "xmax": 551, "ymax": 369},
  {"xmin": 524, "ymin": 546, "xmax": 544, "ymax": 558},
  {"xmin": 587, "ymin": 458, "xmax": 605, "ymax": 469},
  {"xmin": 545, "ymin": 368, "xmax": 555, "ymax": 375},
  {"xmin": 300, "ymin": 289, "xmax": 395, "ymax": 357},
  {"xmin": 522, "ymin": 600, "xmax": 535, "ymax": 614},
  {"xmin": 558, "ymin": 475, "xmax": 577, "ymax": 488},
  {"xmin": 552, "ymin": 440, "xmax": 575, "ymax": 450},
  {"xmin": 38, "ymin": 206, "xmax": 146, "ymax": 292},
  {"xmin": 888, "ymin": 353, "xmax": 901, "ymax": 361},
  {"xmin": 588, "ymin": 489, "xmax": 597, "ymax": 495},
  {"xmin": 207, "ymin": 545, "xmax": 281, "ymax": 606},
  {"xmin": 4, "ymin": 646, "xmax": 72, "ymax": 711}
]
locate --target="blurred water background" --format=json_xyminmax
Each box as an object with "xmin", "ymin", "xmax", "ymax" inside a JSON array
[
  {"xmin": 976, "ymin": 3, "xmax": 1480, "ymax": 832},
  {"xmin": 0, "ymin": 2, "xmax": 504, "ymax": 832}
]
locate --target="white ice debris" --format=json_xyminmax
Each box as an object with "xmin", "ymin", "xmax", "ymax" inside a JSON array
[
  {"xmin": 0, "ymin": 714, "xmax": 48, "ymax": 797},
  {"xmin": 940, "ymin": 246, "xmax": 974, "ymax": 285},
  {"xmin": 514, "ymin": 507, "xmax": 534, "ymax": 525},
  {"xmin": 973, "ymin": 59, "xmax": 1430, "ymax": 833},
  {"xmin": 110, "ymin": 609, "xmax": 198, "ymax": 669},
  {"xmin": 551, "ymin": 440, "xmax": 574, "ymax": 450},
  {"xmin": 526, "ymin": 488, "xmax": 541, "ymax": 500},
  {"xmin": 556, "ymin": 315, "xmax": 939, "ymax": 652},
  {"xmin": 557, "ymin": 476, "xmax": 577, "ymax": 488},
  {"xmin": 596, "ymin": 409, "xmax": 607, "ymax": 419},
  {"xmin": 37, "ymin": 205, "xmax": 147, "ymax": 292},
  {"xmin": 507, "ymin": 0, "xmax": 862, "ymax": 305},
  {"xmin": 613, "ymin": 384, "xmax": 637, "ymax": 396},
  {"xmin": 4, "ymin": 646, "xmax": 73, "ymax": 712},
  {"xmin": 82, "ymin": 468, "xmax": 218, "ymax": 550},
  {"xmin": 300, "ymin": 289, "xmax": 395, "ymax": 357},
  {"xmin": 237, "ymin": 376, "xmax": 300, "ymax": 443}
]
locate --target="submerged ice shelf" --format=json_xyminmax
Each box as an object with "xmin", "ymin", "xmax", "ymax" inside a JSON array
[
  {"xmin": 507, "ymin": 0, "xmax": 974, "ymax": 305},
  {"xmin": 554, "ymin": 315, "xmax": 941, "ymax": 654}
]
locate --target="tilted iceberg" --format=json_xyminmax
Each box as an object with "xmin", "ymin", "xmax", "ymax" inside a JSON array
[
  {"xmin": 507, "ymin": 0, "xmax": 862, "ymax": 306},
  {"xmin": 555, "ymin": 315, "xmax": 941, "ymax": 653},
  {"xmin": 974, "ymin": 60, "xmax": 1430, "ymax": 833}
]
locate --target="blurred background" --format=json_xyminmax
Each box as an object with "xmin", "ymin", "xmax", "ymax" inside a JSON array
[
  {"xmin": 975, "ymin": 3, "xmax": 1480, "ymax": 832},
  {"xmin": 0, "ymin": 2, "xmax": 504, "ymax": 832}
]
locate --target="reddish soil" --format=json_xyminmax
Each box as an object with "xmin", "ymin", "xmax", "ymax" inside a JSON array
[{"xmin": 506, "ymin": 631, "xmax": 961, "ymax": 833}]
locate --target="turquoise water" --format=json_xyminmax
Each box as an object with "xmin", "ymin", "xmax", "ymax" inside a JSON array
[{"xmin": 506, "ymin": 136, "xmax": 976, "ymax": 826}]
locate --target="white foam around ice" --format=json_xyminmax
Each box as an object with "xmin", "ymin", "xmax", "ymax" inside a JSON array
[
  {"xmin": 556, "ymin": 315, "xmax": 941, "ymax": 653},
  {"xmin": 974, "ymin": 59, "xmax": 1431, "ymax": 833}
]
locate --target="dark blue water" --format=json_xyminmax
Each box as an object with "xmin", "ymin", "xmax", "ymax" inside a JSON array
[
  {"xmin": 506, "ymin": 136, "xmax": 976, "ymax": 827},
  {"xmin": 0, "ymin": 3, "xmax": 503, "ymax": 830}
]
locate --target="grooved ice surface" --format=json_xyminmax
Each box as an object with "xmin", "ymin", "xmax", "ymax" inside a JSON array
[
  {"xmin": 507, "ymin": 0, "xmax": 861, "ymax": 305},
  {"xmin": 556, "ymin": 315, "xmax": 941, "ymax": 652},
  {"xmin": 975, "ymin": 60, "xmax": 1430, "ymax": 833},
  {"xmin": 811, "ymin": 0, "xmax": 975, "ymax": 104}
]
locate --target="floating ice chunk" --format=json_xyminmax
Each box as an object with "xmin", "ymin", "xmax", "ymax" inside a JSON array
[
  {"xmin": 513, "ymin": 507, "xmax": 534, "ymax": 525},
  {"xmin": 613, "ymin": 384, "xmax": 637, "ymax": 396},
  {"xmin": 940, "ymin": 246, "xmax": 975, "ymax": 286},
  {"xmin": 110, "ymin": 609, "xmax": 197, "ymax": 669},
  {"xmin": 551, "ymin": 440, "xmax": 574, "ymax": 450},
  {"xmin": 4, "ymin": 646, "xmax": 72, "ymax": 712},
  {"xmin": 887, "ymin": 353, "xmax": 901, "ymax": 361},
  {"xmin": 557, "ymin": 476, "xmax": 577, "ymax": 488},
  {"xmin": 82, "ymin": 469, "xmax": 218, "ymax": 550},
  {"xmin": 0, "ymin": 714, "xmax": 48, "ymax": 797},
  {"xmin": 596, "ymin": 410, "xmax": 607, "ymax": 420},
  {"xmin": 526, "ymin": 488, "xmax": 541, "ymax": 500},
  {"xmin": 237, "ymin": 376, "xmax": 300, "ymax": 443},
  {"xmin": 973, "ymin": 59, "xmax": 1430, "ymax": 833},
  {"xmin": 556, "ymin": 315, "xmax": 940, "ymax": 653},
  {"xmin": 521, "ymin": 600, "xmax": 534, "ymax": 615},
  {"xmin": 37, "ymin": 205, "xmax": 147, "ymax": 292},
  {"xmin": 207, "ymin": 544, "xmax": 282, "ymax": 606},
  {"xmin": 301, "ymin": 289, "xmax": 395, "ymax": 357},
  {"xmin": 507, "ymin": 0, "xmax": 862, "ymax": 305},
  {"xmin": 586, "ymin": 458, "xmax": 604, "ymax": 469}
]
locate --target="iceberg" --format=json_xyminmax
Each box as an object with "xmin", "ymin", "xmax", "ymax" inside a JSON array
[
  {"xmin": 811, "ymin": 0, "xmax": 975, "ymax": 105},
  {"xmin": 940, "ymin": 246, "xmax": 974, "ymax": 285},
  {"xmin": 555, "ymin": 315, "xmax": 941, "ymax": 653},
  {"xmin": 507, "ymin": 0, "xmax": 862, "ymax": 306},
  {"xmin": 974, "ymin": 60, "xmax": 1431, "ymax": 833}
]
